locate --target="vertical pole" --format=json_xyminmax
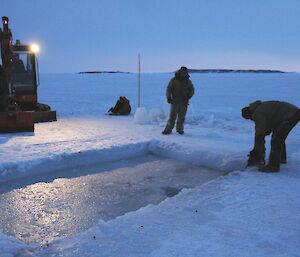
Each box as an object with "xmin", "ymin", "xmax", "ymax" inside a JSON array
[{"xmin": 138, "ymin": 53, "xmax": 140, "ymax": 108}]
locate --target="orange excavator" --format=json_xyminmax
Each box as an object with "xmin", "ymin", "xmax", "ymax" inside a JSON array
[{"xmin": 0, "ymin": 16, "xmax": 56, "ymax": 133}]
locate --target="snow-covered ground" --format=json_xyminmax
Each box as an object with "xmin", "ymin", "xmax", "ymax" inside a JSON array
[{"xmin": 0, "ymin": 73, "xmax": 300, "ymax": 256}]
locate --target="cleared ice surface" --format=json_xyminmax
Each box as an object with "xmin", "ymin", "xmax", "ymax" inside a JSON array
[{"xmin": 0, "ymin": 154, "xmax": 225, "ymax": 245}]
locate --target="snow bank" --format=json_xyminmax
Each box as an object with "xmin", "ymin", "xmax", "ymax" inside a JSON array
[
  {"xmin": 0, "ymin": 136, "xmax": 247, "ymax": 183},
  {"xmin": 0, "ymin": 232, "xmax": 35, "ymax": 257},
  {"xmin": 149, "ymin": 139, "xmax": 245, "ymax": 172},
  {"xmin": 0, "ymin": 141, "xmax": 150, "ymax": 183},
  {"xmin": 134, "ymin": 107, "xmax": 149, "ymax": 124}
]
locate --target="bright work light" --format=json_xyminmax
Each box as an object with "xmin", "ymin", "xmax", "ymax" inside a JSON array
[{"xmin": 30, "ymin": 43, "xmax": 40, "ymax": 53}]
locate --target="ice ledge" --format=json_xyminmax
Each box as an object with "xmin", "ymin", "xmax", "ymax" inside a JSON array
[{"xmin": 0, "ymin": 139, "xmax": 248, "ymax": 183}]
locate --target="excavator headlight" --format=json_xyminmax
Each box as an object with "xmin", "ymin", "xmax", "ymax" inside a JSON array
[{"xmin": 30, "ymin": 43, "xmax": 40, "ymax": 53}]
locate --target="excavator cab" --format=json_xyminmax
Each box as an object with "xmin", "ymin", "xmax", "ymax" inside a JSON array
[
  {"xmin": 12, "ymin": 42, "xmax": 38, "ymax": 107},
  {"xmin": 12, "ymin": 41, "xmax": 56, "ymax": 122}
]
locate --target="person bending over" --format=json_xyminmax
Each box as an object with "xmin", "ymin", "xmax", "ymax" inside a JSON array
[{"xmin": 242, "ymin": 100, "xmax": 300, "ymax": 172}]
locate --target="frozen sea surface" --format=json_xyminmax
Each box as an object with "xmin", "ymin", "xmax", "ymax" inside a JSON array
[
  {"xmin": 1, "ymin": 73, "xmax": 300, "ymax": 257},
  {"xmin": 0, "ymin": 154, "xmax": 225, "ymax": 245}
]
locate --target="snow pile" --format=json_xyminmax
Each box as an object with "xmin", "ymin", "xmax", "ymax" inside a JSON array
[
  {"xmin": 134, "ymin": 104, "xmax": 196, "ymax": 125},
  {"xmin": 148, "ymin": 107, "xmax": 166, "ymax": 123},
  {"xmin": 134, "ymin": 107, "xmax": 149, "ymax": 124}
]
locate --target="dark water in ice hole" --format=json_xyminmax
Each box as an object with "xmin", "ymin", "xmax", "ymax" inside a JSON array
[{"xmin": 0, "ymin": 154, "xmax": 226, "ymax": 245}]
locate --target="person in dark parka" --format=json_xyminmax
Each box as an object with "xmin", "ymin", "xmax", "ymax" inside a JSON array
[
  {"xmin": 242, "ymin": 100, "xmax": 300, "ymax": 172},
  {"xmin": 162, "ymin": 67, "xmax": 195, "ymax": 135}
]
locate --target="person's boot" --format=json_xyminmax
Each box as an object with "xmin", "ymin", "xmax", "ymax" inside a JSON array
[
  {"xmin": 162, "ymin": 123, "xmax": 173, "ymax": 135},
  {"xmin": 247, "ymin": 159, "xmax": 265, "ymax": 167},
  {"xmin": 162, "ymin": 129, "xmax": 171, "ymax": 135},
  {"xmin": 261, "ymin": 150, "xmax": 281, "ymax": 172},
  {"xmin": 259, "ymin": 164, "xmax": 280, "ymax": 173},
  {"xmin": 246, "ymin": 155, "xmax": 265, "ymax": 167},
  {"xmin": 246, "ymin": 149, "xmax": 265, "ymax": 168},
  {"xmin": 177, "ymin": 131, "xmax": 184, "ymax": 135}
]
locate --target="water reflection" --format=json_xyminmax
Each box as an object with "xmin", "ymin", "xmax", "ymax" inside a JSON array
[{"xmin": 0, "ymin": 155, "xmax": 225, "ymax": 245}]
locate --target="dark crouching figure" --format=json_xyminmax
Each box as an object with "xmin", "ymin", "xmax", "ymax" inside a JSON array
[
  {"xmin": 242, "ymin": 100, "xmax": 300, "ymax": 172},
  {"xmin": 108, "ymin": 96, "xmax": 131, "ymax": 115},
  {"xmin": 162, "ymin": 67, "xmax": 195, "ymax": 135}
]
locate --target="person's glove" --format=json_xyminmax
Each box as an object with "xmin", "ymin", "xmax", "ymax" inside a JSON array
[
  {"xmin": 167, "ymin": 97, "xmax": 172, "ymax": 104},
  {"xmin": 185, "ymin": 97, "xmax": 190, "ymax": 105}
]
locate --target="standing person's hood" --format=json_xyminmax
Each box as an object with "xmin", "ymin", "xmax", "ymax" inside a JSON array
[{"xmin": 175, "ymin": 67, "xmax": 190, "ymax": 80}]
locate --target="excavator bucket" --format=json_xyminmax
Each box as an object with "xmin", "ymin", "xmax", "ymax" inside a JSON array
[{"xmin": 0, "ymin": 111, "xmax": 34, "ymax": 133}]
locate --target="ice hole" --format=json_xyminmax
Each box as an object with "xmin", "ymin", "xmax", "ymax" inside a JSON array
[{"xmin": 0, "ymin": 154, "xmax": 226, "ymax": 245}]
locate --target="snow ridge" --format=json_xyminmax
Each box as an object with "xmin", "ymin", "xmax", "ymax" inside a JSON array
[{"xmin": 0, "ymin": 141, "xmax": 150, "ymax": 183}]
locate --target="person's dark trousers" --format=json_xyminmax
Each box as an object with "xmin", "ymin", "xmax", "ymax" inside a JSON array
[
  {"xmin": 281, "ymin": 142, "xmax": 287, "ymax": 163},
  {"xmin": 269, "ymin": 110, "xmax": 300, "ymax": 168},
  {"xmin": 164, "ymin": 103, "xmax": 188, "ymax": 133}
]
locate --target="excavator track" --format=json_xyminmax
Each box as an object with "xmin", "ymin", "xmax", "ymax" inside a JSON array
[
  {"xmin": 34, "ymin": 102, "xmax": 57, "ymax": 123},
  {"xmin": 0, "ymin": 110, "xmax": 34, "ymax": 133}
]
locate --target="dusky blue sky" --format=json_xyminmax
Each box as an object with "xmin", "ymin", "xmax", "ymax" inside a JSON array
[{"xmin": 2, "ymin": 0, "xmax": 300, "ymax": 73}]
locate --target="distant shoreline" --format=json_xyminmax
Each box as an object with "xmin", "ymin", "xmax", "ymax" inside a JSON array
[
  {"xmin": 186, "ymin": 69, "xmax": 285, "ymax": 74},
  {"xmin": 78, "ymin": 69, "xmax": 286, "ymax": 74},
  {"xmin": 78, "ymin": 71, "xmax": 130, "ymax": 74}
]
